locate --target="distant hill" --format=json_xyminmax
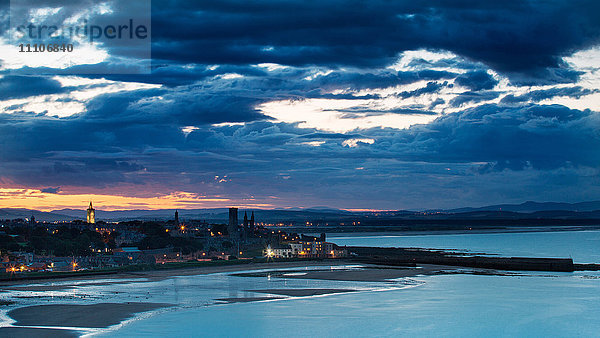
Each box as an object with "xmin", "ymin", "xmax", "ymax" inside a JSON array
[
  {"xmin": 1, "ymin": 200, "xmax": 600, "ymax": 223},
  {"xmin": 0, "ymin": 209, "xmax": 72, "ymax": 222},
  {"xmin": 446, "ymin": 201, "xmax": 600, "ymax": 213}
]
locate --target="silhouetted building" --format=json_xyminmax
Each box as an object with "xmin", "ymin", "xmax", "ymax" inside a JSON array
[
  {"xmin": 228, "ymin": 207, "xmax": 238, "ymax": 238},
  {"xmin": 240, "ymin": 210, "xmax": 256, "ymax": 238},
  {"xmin": 87, "ymin": 202, "xmax": 96, "ymax": 224},
  {"xmin": 242, "ymin": 211, "xmax": 248, "ymax": 240},
  {"xmin": 29, "ymin": 215, "xmax": 35, "ymax": 225},
  {"xmin": 175, "ymin": 210, "xmax": 179, "ymax": 226}
]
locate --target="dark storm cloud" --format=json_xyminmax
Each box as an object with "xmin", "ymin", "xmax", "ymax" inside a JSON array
[
  {"xmin": 449, "ymin": 92, "xmax": 501, "ymax": 107},
  {"xmin": 0, "ymin": 76, "xmax": 65, "ymax": 100},
  {"xmin": 96, "ymin": 64, "xmax": 271, "ymax": 87},
  {"xmin": 40, "ymin": 187, "xmax": 61, "ymax": 194},
  {"xmin": 385, "ymin": 104, "xmax": 600, "ymax": 170},
  {"xmin": 2, "ymin": 97, "xmax": 597, "ymax": 181},
  {"xmin": 500, "ymin": 86, "xmax": 598, "ymax": 104},
  {"xmin": 454, "ymin": 71, "xmax": 498, "ymax": 91},
  {"xmin": 0, "ymin": 1, "xmax": 7, "ymax": 36},
  {"xmin": 332, "ymin": 107, "xmax": 439, "ymax": 117},
  {"xmin": 309, "ymin": 70, "xmax": 457, "ymax": 91},
  {"xmin": 142, "ymin": 0, "xmax": 600, "ymax": 84},
  {"xmin": 397, "ymin": 81, "xmax": 447, "ymax": 99}
]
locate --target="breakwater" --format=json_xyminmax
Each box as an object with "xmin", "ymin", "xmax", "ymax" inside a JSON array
[{"xmin": 348, "ymin": 246, "xmax": 580, "ymax": 272}]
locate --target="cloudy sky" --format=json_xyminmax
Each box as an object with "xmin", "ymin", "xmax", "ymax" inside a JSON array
[{"xmin": 0, "ymin": 0, "xmax": 599, "ymax": 211}]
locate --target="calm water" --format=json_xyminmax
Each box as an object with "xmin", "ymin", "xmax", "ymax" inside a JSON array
[
  {"xmin": 329, "ymin": 230, "xmax": 600, "ymax": 263},
  {"xmin": 105, "ymin": 230, "xmax": 600, "ymax": 337},
  {"xmin": 2, "ymin": 230, "xmax": 599, "ymax": 337},
  {"xmin": 106, "ymin": 272, "xmax": 600, "ymax": 338}
]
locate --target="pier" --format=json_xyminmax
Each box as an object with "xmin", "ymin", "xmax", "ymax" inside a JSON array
[{"xmin": 348, "ymin": 246, "xmax": 590, "ymax": 272}]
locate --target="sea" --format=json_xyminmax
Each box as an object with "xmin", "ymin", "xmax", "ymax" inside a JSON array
[{"xmin": 2, "ymin": 229, "xmax": 600, "ymax": 337}]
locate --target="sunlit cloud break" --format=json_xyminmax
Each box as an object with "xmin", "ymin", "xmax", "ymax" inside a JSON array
[{"xmin": 0, "ymin": 188, "xmax": 275, "ymax": 211}]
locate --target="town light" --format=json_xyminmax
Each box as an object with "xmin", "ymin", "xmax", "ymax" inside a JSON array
[{"xmin": 266, "ymin": 246, "xmax": 274, "ymax": 258}]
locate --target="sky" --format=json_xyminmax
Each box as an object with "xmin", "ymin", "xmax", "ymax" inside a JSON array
[{"xmin": 0, "ymin": 0, "xmax": 599, "ymax": 211}]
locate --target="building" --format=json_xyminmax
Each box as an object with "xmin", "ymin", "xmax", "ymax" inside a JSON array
[
  {"xmin": 264, "ymin": 244, "xmax": 293, "ymax": 258},
  {"xmin": 86, "ymin": 202, "xmax": 95, "ymax": 224},
  {"xmin": 324, "ymin": 242, "xmax": 347, "ymax": 258},
  {"xmin": 243, "ymin": 211, "xmax": 255, "ymax": 234},
  {"xmin": 228, "ymin": 207, "xmax": 238, "ymax": 238},
  {"xmin": 264, "ymin": 232, "xmax": 347, "ymax": 259},
  {"xmin": 289, "ymin": 242, "xmax": 303, "ymax": 256},
  {"xmin": 175, "ymin": 210, "xmax": 179, "ymax": 226}
]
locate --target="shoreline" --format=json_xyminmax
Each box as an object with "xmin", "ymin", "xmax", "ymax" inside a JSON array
[
  {"xmin": 0, "ymin": 259, "xmax": 355, "ymax": 287},
  {"xmin": 303, "ymin": 225, "xmax": 600, "ymax": 237},
  {"xmin": 2, "ymin": 226, "xmax": 598, "ymax": 284}
]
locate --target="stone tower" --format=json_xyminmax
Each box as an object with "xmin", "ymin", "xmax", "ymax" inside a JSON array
[
  {"xmin": 228, "ymin": 207, "xmax": 238, "ymax": 238},
  {"xmin": 86, "ymin": 202, "xmax": 96, "ymax": 224}
]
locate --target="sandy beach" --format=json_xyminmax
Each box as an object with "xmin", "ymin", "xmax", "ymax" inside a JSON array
[
  {"xmin": 0, "ymin": 260, "xmax": 460, "ymax": 292},
  {"xmin": 275, "ymin": 265, "xmax": 450, "ymax": 282},
  {"xmin": 232, "ymin": 264, "xmax": 454, "ymax": 282},
  {"xmin": 249, "ymin": 288, "xmax": 357, "ymax": 297},
  {"xmin": 216, "ymin": 296, "xmax": 285, "ymax": 303},
  {"xmin": 0, "ymin": 327, "xmax": 78, "ymax": 338},
  {"xmin": 8, "ymin": 302, "xmax": 172, "ymax": 328},
  {"xmin": 0, "ymin": 260, "xmax": 356, "ymax": 289}
]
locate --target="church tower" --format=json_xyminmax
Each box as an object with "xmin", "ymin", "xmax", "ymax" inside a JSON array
[
  {"xmin": 86, "ymin": 202, "xmax": 96, "ymax": 224},
  {"xmin": 228, "ymin": 207, "xmax": 238, "ymax": 238},
  {"xmin": 175, "ymin": 210, "xmax": 180, "ymax": 226}
]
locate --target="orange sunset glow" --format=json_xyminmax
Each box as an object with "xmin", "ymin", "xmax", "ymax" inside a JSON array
[{"xmin": 0, "ymin": 188, "xmax": 274, "ymax": 211}]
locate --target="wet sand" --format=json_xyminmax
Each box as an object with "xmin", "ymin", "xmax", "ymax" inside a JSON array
[
  {"xmin": 216, "ymin": 296, "xmax": 284, "ymax": 303},
  {"xmin": 249, "ymin": 288, "xmax": 356, "ymax": 297},
  {"xmin": 0, "ymin": 327, "xmax": 78, "ymax": 337},
  {"xmin": 3, "ymin": 280, "xmax": 149, "ymax": 292},
  {"xmin": 279, "ymin": 265, "xmax": 449, "ymax": 282},
  {"xmin": 0, "ymin": 261, "xmax": 460, "ymax": 291},
  {"xmin": 233, "ymin": 264, "xmax": 455, "ymax": 282},
  {"xmin": 0, "ymin": 260, "xmax": 356, "ymax": 289},
  {"xmin": 8, "ymin": 302, "xmax": 171, "ymax": 328}
]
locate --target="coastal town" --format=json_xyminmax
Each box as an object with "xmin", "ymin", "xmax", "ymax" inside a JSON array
[{"xmin": 0, "ymin": 204, "xmax": 347, "ymax": 275}]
